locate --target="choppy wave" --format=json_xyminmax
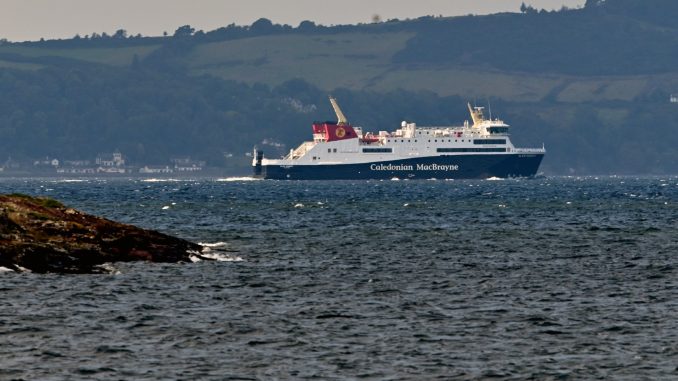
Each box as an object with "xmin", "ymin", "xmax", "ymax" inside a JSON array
[
  {"xmin": 141, "ymin": 178, "xmax": 186, "ymax": 182},
  {"xmin": 198, "ymin": 241, "xmax": 229, "ymax": 248},
  {"xmin": 193, "ymin": 252, "xmax": 243, "ymax": 262},
  {"xmin": 194, "ymin": 242, "xmax": 244, "ymax": 262},
  {"xmin": 50, "ymin": 179, "xmax": 88, "ymax": 183},
  {"xmin": 0, "ymin": 177, "xmax": 676, "ymax": 380}
]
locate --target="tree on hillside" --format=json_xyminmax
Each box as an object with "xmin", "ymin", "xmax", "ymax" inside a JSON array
[
  {"xmin": 113, "ymin": 29, "xmax": 128, "ymax": 39},
  {"xmin": 250, "ymin": 18, "xmax": 275, "ymax": 34},
  {"xmin": 298, "ymin": 20, "xmax": 316, "ymax": 32},
  {"xmin": 520, "ymin": 2, "xmax": 538, "ymax": 14},
  {"xmin": 173, "ymin": 25, "xmax": 195, "ymax": 38}
]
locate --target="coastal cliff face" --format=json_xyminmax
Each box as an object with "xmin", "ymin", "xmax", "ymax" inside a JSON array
[{"xmin": 0, "ymin": 194, "xmax": 203, "ymax": 273}]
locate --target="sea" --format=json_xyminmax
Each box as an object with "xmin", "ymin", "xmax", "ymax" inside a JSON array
[{"xmin": 0, "ymin": 176, "xmax": 676, "ymax": 380}]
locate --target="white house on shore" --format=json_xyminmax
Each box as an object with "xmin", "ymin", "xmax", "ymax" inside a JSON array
[
  {"xmin": 96, "ymin": 151, "xmax": 125, "ymax": 167},
  {"xmin": 96, "ymin": 151, "xmax": 126, "ymax": 173},
  {"xmin": 171, "ymin": 157, "xmax": 205, "ymax": 172},
  {"xmin": 34, "ymin": 157, "xmax": 60, "ymax": 167}
]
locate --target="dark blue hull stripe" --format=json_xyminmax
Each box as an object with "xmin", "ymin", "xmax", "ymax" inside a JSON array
[{"xmin": 254, "ymin": 154, "xmax": 544, "ymax": 180}]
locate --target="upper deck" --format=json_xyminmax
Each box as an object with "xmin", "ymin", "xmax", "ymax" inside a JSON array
[{"xmin": 262, "ymin": 98, "xmax": 544, "ymax": 165}]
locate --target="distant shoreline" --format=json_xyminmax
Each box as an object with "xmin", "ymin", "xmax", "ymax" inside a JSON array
[{"xmin": 0, "ymin": 167, "xmax": 250, "ymax": 179}]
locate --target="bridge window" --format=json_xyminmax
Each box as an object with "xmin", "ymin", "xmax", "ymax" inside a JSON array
[{"xmin": 488, "ymin": 127, "xmax": 509, "ymax": 134}]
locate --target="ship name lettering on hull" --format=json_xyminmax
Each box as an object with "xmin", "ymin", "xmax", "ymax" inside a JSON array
[{"xmin": 369, "ymin": 163, "xmax": 459, "ymax": 171}]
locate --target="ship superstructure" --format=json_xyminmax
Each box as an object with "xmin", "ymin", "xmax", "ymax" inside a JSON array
[{"xmin": 253, "ymin": 98, "xmax": 544, "ymax": 180}]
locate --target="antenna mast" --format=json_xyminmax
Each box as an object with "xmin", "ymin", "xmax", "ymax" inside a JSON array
[{"xmin": 488, "ymin": 99, "xmax": 492, "ymax": 121}]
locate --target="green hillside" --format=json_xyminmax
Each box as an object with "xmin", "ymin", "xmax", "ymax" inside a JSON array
[
  {"xmin": 0, "ymin": 45, "xmax": 160, "ymax": 67},
  {"xmin": 4, "ymin": 27, "xmax": 678, "ymax": 103},
  {"xmin": 3, "ymin": 0, "xmax": 678, "ymax": 102},
  {"xmin": 188, "ymin": 33, "xmax": 413, "ymax": 91}
]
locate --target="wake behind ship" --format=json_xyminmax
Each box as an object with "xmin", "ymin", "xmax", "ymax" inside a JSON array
[{"xmin": 253, "ymin": 98, "xmax": 544, "ymax": 180}]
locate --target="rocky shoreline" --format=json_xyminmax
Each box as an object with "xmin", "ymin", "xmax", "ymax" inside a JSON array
[{"xmin": 0, "ymin": 194, "xmax": 206, "ymax": 273}]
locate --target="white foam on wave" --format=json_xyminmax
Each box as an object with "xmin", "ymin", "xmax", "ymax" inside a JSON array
[
  {"xmin": 94, "ymin": 263, "xmax": 121, "ymax": 275},
  {"xmin": 486, "ymin": 177, "xmax": 504, "ymax": 181},
  {"xmin": 190, "ymin": 249, "xmax": 243, "ymax": 262},
  {"xmin": 201, "ymin": 252, "xmax": 244, "ymax": 262},
  {"xmin": 51, "ymin": 179, "xmax": 87, "ymax": 183},
  {"xmin": 192, "ymin": 242, "xmax": 244, "ymax": 262},
  {"xmin": 198, "ymin": 241, "xmax": 228, "ymax": 248},
  {"xmin": 142, "ymin": 178, "xmax": 183, "ymax": 182},
  {"xmin": 0, "ymin": 266, "xmax": 15, "ymax": 273},
  {"xmin": 216, "ymin": 177, "xmax": 261, "ymax": 182}
]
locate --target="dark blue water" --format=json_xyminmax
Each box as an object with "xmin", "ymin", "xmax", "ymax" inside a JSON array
[{"xmin": 1, "ymin": 177, "xmax": 677, "ymax": 380}]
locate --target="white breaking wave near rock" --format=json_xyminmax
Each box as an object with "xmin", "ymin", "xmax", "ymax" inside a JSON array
[
  {"xmin": 191, "ymin": 242, "xmax": 244, "ymax": 262},
  {"xmin": 94, "ymin": 263, "xmax": 121, "ymax": 275},
  {"xmin": 199, "ymin": 241, "xmax": 229, "ymax": 248}
]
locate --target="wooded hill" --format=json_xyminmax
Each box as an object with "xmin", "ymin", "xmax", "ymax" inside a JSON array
[{"xmin": 1, "ymin": 0, "xmax": 677, "ymax": 175}]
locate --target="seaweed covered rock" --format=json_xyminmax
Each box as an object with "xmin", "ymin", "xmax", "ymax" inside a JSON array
[{"xmin": 0, "ymin": 194, "xmax": 205, "ymax": 273}]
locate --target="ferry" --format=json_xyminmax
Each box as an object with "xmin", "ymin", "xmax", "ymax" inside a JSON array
[{"xmin": 253, "ymin": 98, "xmax": 544, "ymax": 180}]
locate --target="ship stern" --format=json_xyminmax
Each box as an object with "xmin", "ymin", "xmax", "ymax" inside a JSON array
[{"xmin": 252, "ymin": 148, "xmax": 264, "ymax": 178}]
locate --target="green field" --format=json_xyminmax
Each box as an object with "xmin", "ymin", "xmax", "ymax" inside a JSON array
[
  {"xmin": 0, "ymin": 45, "xmax": 160, "ymax": 66},
  {"xmin": 187, "ymin": 33, "xmax": 414, "ymax": 90},
  {"xmin": 0, "ymin": 59, "xmax": 43, "ymax": 71},
  {"xmin": 182, "ymin": 32, "xmax": 678, "ymax": 103},
  {"xmin": 3, "ymin": 32, "xmax": 678, "ymax": 104}
]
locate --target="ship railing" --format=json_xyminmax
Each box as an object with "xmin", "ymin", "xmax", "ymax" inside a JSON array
[
  {"xmin": 287, "ymin": 141, "xmax": 315, "ymax": 159},
  {"xmin": 417, "ymin": 126, "xmax": 465, "ymax": 130},
  {"xmin": 416, "ymin": 126, "xmax": 466, "ymax": 137},
  {"xmin": 511, "ymin": 147, "xmax": 546, "ymax": 153}
]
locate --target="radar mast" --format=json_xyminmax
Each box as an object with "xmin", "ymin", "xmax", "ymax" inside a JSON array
[
  {"xmin": 467, "ymin": 102, "xmax": 486, "ymax": 127},
  {"xmin": 330, "ymin": 97, "xmax": 348, "ymax": 126}
]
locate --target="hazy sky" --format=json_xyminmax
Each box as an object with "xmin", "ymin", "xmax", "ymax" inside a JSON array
[{"xmin": 3, "ymin": 0, "xmax": 585, "ymax": 42}]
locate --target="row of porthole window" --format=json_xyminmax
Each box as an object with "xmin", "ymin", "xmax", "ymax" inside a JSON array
[{"xmin": 327, "ymin": 148, "xmax": 338, "ymax": 153}]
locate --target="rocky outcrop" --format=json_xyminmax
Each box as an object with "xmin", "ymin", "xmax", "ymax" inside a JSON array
[{"xmin": 0, "ymin": 194, "xmax": 205, "ymax": 273}]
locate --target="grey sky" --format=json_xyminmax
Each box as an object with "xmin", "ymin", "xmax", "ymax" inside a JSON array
[{"xmin": 3, "ymin": 0, "xmax": 585, "ymax": 42}]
